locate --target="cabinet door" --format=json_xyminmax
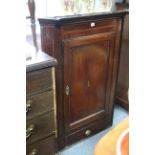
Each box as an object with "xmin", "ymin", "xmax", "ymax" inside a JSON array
[{"xmin": 63, "ymin": 33, "xmax": 115, "ymax": 134}]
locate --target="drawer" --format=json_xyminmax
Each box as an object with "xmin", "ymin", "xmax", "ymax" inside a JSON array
[
  {"xmin": 26, "ymin": 91, "xmax": 53, "ymax": 119},
  {"xmin": 26, "ymin": 112, "xmax": 55, "ymax": 144},
  {"xmin": 27, "ymin": 68, "xmax": 52, "ymax": 95},
  {"xmin": 61, "ymin": 19, "xmax": 117, "ymax": 39},
  {"xmin": 65, "ymin": 118, "xmax": 111, "ymax": 145},
  {"xmin": 27, "ymin": 136, "xmax": 57, "ymax": 155}
]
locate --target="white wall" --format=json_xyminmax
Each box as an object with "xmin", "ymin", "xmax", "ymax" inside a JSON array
[
  {"xmin": 34, "ymin": 0, "xmax": 118, "ymax": 17},
  {"xmin": 35, "ymin": 0, "xmax": 47, "ymax": 18}
]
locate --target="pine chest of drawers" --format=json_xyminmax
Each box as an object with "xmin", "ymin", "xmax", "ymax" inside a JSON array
[{"xmin": 26, "ymin": 48, "xmax": 57, "ymax": 155}]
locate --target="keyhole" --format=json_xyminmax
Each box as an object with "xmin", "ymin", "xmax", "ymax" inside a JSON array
[{"xmin": 87, "ymin": 80, "xmax": 90, "ymax": 87}]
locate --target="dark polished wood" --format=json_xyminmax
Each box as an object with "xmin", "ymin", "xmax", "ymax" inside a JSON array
[
  {"xmin": 26, "ymin": 91, "xmax": 53, "ymax": 120},
  {"xmin": 27, "ymin": 136, "xmax": 56, "ymax": 155},
  {"xmin": 27, "ymin": 111, "xmax": 55, "ymax": 145},
  {"xmin": 27, "ymin": 68, "xmax": 52, "ymax": 95},
  {"xmin": 26, "ymin": 45, "xmax": 58, "ymax": 155},
  {"xmin": 63, "ymin": 33, "xmax": 115, "ymax": 134},
  {"xmin": 38, "ymin": 10, "xmax": 127, "ymax": 26},
  {"xmin": 115, "ymin": 3, "xmax": 129, "ymax": 110},
  {"xmin": 39, "ymin": 11, "xmax": 127, "ymax": 149},
  {"xmin": 65, "ymin": 117, "xmax": 111, "ymax": 145}
]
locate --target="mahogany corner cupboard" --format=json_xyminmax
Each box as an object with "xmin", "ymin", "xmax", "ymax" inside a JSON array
[{"xmin": 38, "ymin": 11, "xmax": 127, "ymax": 150}]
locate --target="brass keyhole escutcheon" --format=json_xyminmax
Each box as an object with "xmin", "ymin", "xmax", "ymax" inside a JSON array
[{"xmin": 65, "ymin": 85, "xmax": 70, "ymax": 96}]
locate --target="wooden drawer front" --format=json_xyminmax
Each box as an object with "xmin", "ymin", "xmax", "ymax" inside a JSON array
[
  {"xmin": 26, "ymin": 112, "xmax": 55, "ymax": 144},
  {"xmin": 61, "ymin": 19, "xmax": 117, "ymax": 39},
  {"xmin": 26, "ymin": 91, "xmax": 53, "ymax": 120},
  {"xmin": 27, "ymin": 68, "xmax": 52, "ymax": 95},
  {"xmin": 27, "ymin": 136, "xmax": 56, "ymax": 155},
  {"xmin": 65, "ymin": 117, "xmax": 111, "ymax": 145}
]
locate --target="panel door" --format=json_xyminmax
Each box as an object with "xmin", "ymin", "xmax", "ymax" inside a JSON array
[{"xmin": 63, "ymin": 32, "xmax": 115, "ymax": 134}]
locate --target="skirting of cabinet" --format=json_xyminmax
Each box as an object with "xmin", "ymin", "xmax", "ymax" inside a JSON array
[{"xmin": 64, "ymin": 117, "xmax": 112, "ymax": 146}]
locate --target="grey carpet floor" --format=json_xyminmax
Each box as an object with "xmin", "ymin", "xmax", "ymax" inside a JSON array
[{"xmin": 59, "ymin": 104, "xmax": 129, "ymax": 155}]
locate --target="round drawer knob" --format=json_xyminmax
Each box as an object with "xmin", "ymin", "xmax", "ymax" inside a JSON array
[
  {"xmin": 26, "ymin": 100, "xmax": 32, "ymax": 113},
  {"xmin": 26, "ymin": 124, "xmax": 35, "ymax": 139},
  {"xmin": 29, "ymin": 148, "xmax": 38, "ymax": 155},
  {"xmin": 85, "ymin": 129, "xmax": 91, "ymax": 136},
  {"xmin": 90, "ymin": 22, "xmax": 95, "ymax": 27}
]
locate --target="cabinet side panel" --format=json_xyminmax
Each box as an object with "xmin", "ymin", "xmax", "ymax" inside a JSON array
[
  {"xmin": 40, "ymin": 25, "xmax": 55, "ymax": 56},
  {"xmin": 40, "ymin": 24, "xmax": 65, "ymax": 149},
  {"xmin": 115, "ymin": 14, "xmax": 129, "ymax": 110}
]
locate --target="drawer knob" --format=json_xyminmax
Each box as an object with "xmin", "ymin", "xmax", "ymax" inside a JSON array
[
  {"xmin": 29, "ymin": 149, "xmax": 38, "ymax": 155},
  {"xmin": 90, "ymin": 22, "xmax": 95, "ymax": 27},
  {"xmin": 26, "ymin": 124, "xmax": 35, "ymax": 139},
  {"xmin": 26, "ymin": 100, "xmax": 32, "ymax": 113},
  {"xmin": 85, "ymin": 129, "xmax": 91, "ymax": 136}
]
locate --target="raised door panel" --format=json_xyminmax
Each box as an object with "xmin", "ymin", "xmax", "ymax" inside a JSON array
[{"xmin": 63, "ymin": 33, "xmax": 115, "ymax": 134}]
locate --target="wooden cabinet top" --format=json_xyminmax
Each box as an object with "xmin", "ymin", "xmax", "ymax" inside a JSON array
[
  {"xmin": 38, "ymin": 10, "xmax": 128, "ymax": 26},
  {"xmin": 26, "ymin": 44, "xmax": 57, "ymax": 73}
]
